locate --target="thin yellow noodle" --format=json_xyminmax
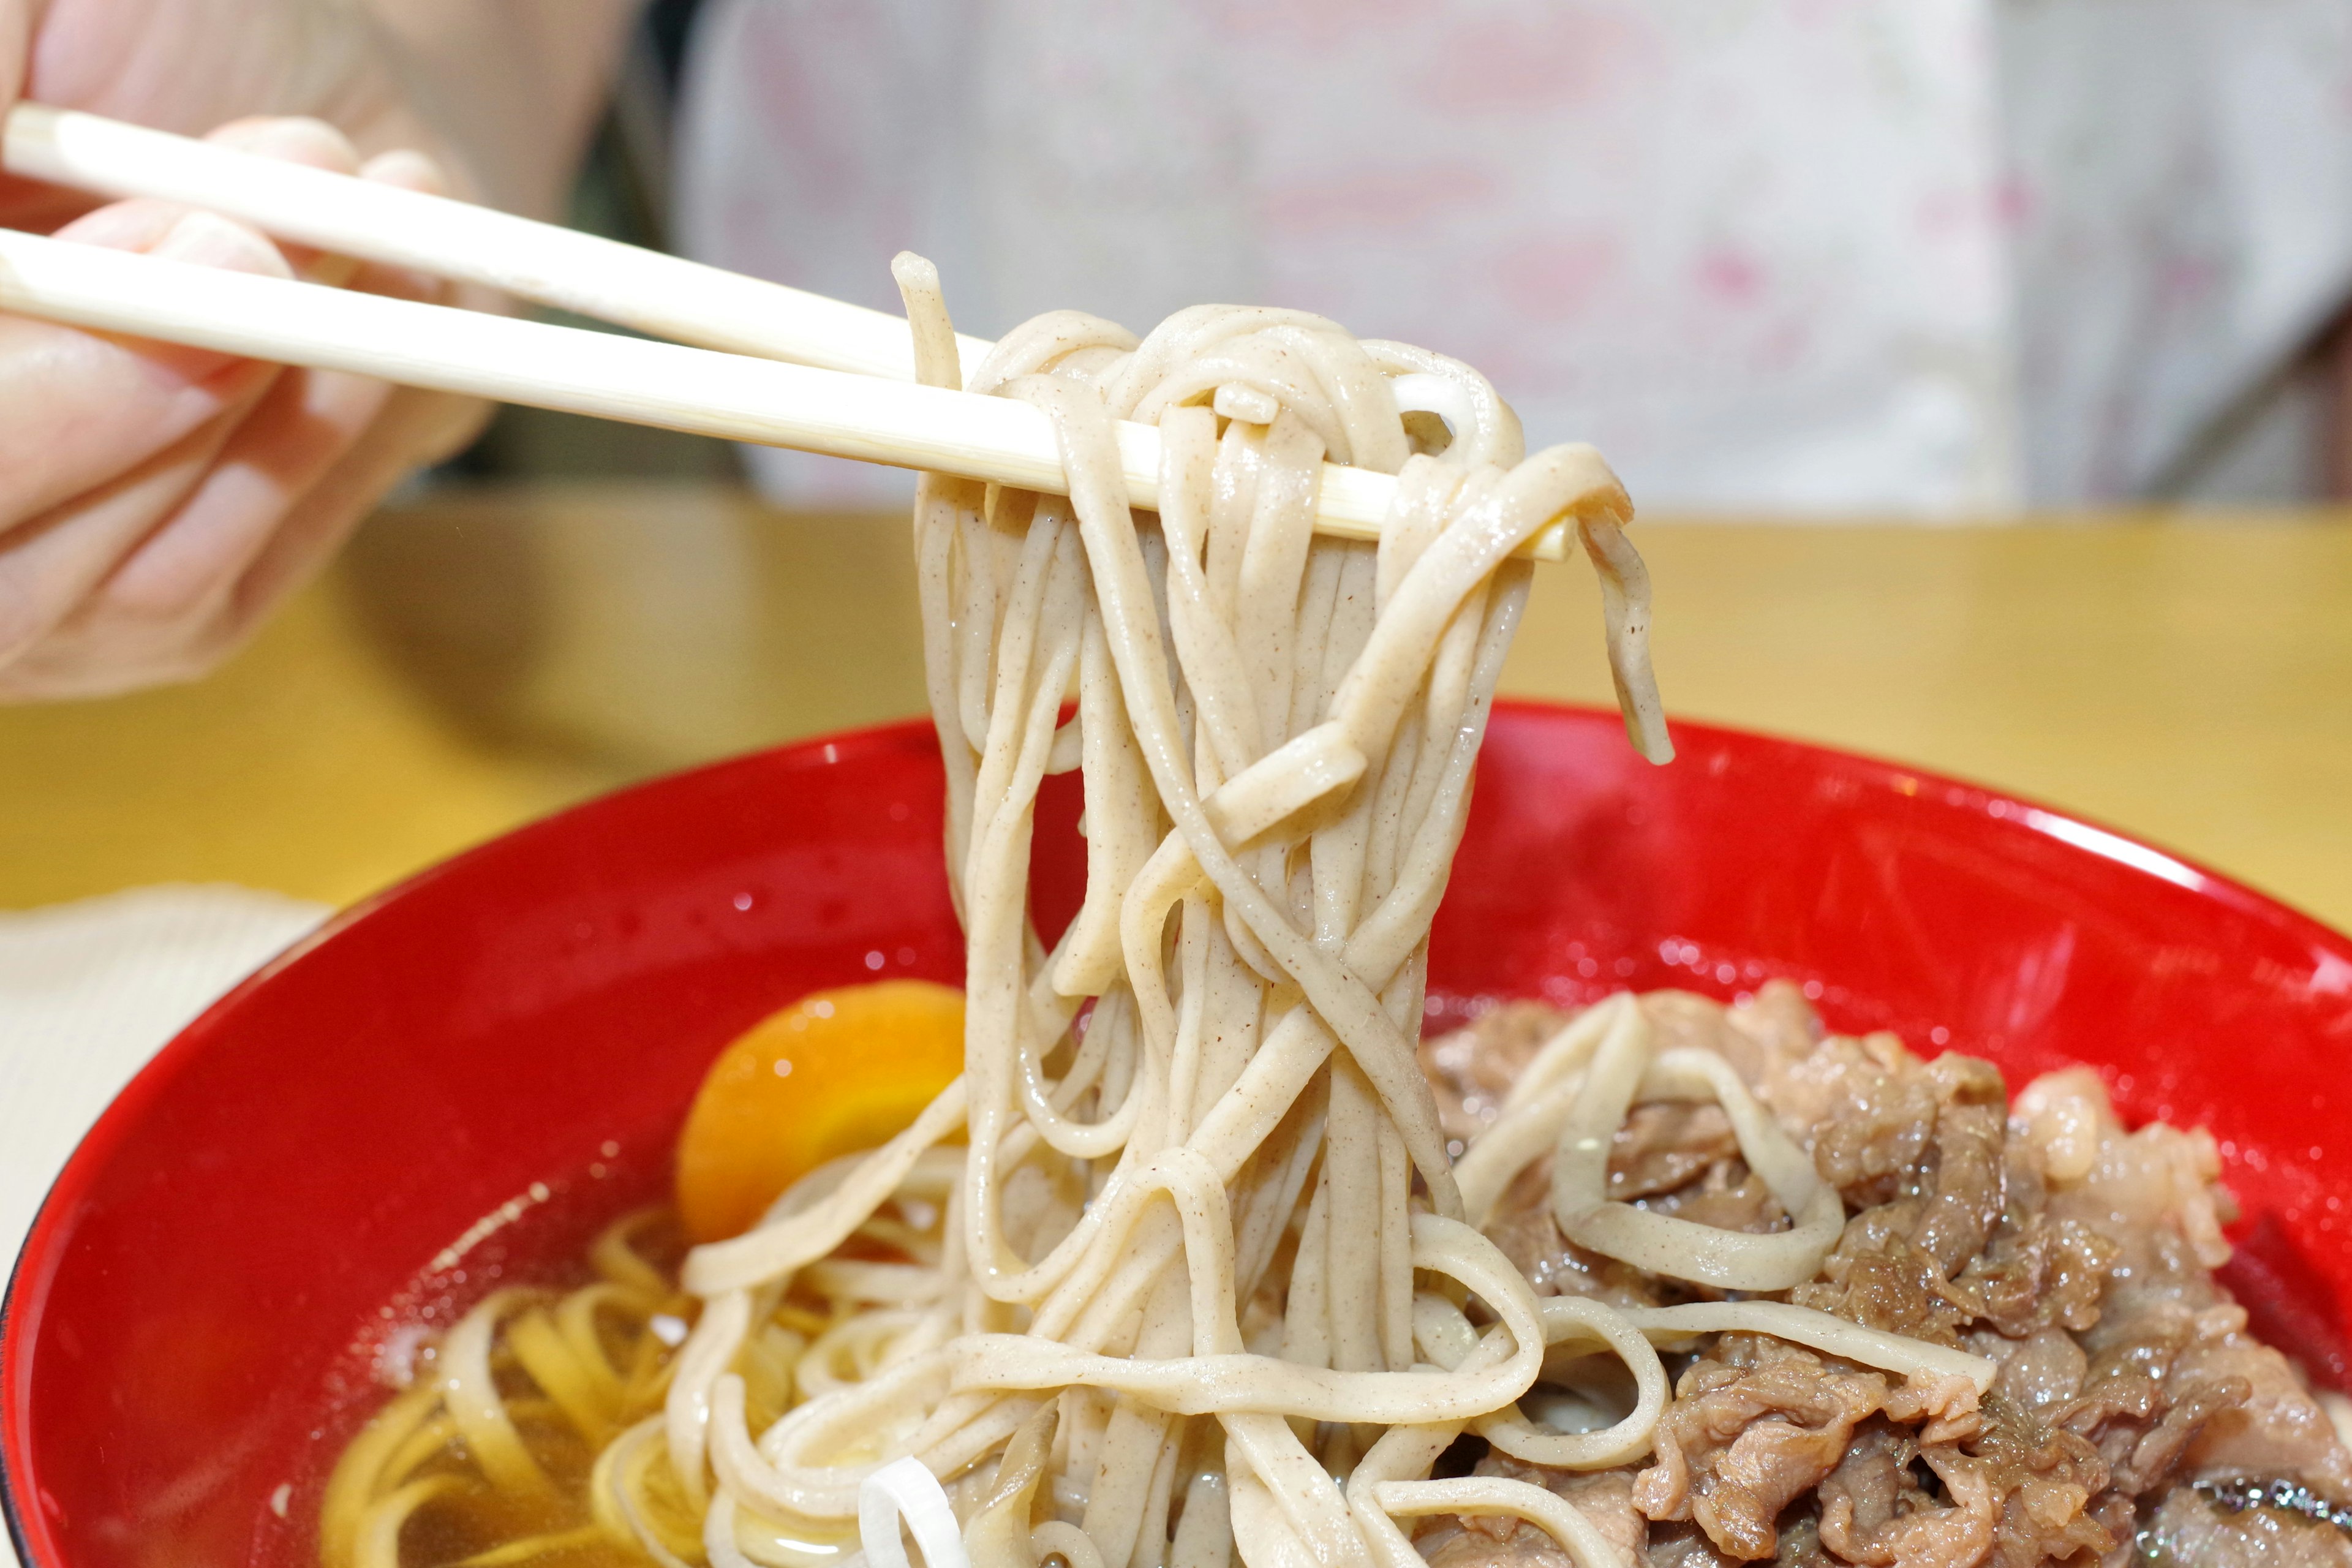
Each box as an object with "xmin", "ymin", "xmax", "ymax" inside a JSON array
[
  {"xmin": 593, "ymin": 1417, "xmax": 700, "ymax": 1568},
  {"xmin": 556, "ymin": 1283, "xmax": 658, "ymax": 1395},
  {"xmin": 448, "ymin": 1527, "xmax": 611, "ymax": 1567},
  {"xmin": 590, "ymin": 1210, "xmax": 674, "ymax": 1299},
  {"xmin": 440, "ymin": 1289, "xmax": 557, "ymax": 1496},
  {"xmin": 321, "ymin": 1384, "xmax": 443, "ymax": 1568},
  {"xmin": 355, "ymin": 1476, "xmax": 467, "ymax": 1568},
  {"xmin": 381, "ymin": 1415, "xmax": 461, "ymax": 1491},
  {"xmin": 505, "ymin": 1306, "xmax": 616, "ymax": 1440}
]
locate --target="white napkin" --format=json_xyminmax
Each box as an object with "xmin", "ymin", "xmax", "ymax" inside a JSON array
[{"xmin": 0, "ymin": 885, "xmax": 327, "ymax": 1290}]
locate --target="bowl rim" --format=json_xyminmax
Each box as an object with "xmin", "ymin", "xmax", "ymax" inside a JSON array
[{"xmin": 6, "ymin": 699, "xmax": 2346, "ymax": 1568}]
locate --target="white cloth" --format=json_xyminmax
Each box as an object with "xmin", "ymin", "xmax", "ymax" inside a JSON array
[
  {"xmin": 675, "ymin": 0, "xmax": 2352, "ymax": 513},
  {"xmin": 0, "ymin": 886, "xmax": 326, "ymax": 1305}
]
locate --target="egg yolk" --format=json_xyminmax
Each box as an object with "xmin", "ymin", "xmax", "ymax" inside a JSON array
[{"xmin": 675, "ymin": 978, "xmax": 965, "ymax": 1242}]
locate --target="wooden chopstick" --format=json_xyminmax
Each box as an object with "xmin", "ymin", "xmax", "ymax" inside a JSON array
[
  {"xmin": 0, "ymin": 227, "xmax": 1578, "ymax": 560},
  {"xmin": 2, "ymin": 102, "xmax": 994, "ymax": 383}
]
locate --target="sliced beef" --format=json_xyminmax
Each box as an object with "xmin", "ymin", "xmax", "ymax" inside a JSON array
[
  {"xmin": 1640, "ymin": 1163, "xmax": 1787, "ymax": 1236},
  {"xmin": 1630, "ymin": 1335, "xmax": 1886, "ymax": 1561},
  {"xmin": 1411, "ymin": 989, "xmax": 2352, "ymax": 1568},
  {"xmin": 1412, "ymin": 1462, "xmax": 1645, "ymax": 1568},
  {"xmin": 1813, "ymin": 1422, "xmax": 2000, "ymax": 1568},
  {"xmin": 1421, "ymin": 1001, "xmax": 1572, "ymax": 1146},
  {"xmin": 2135, "ymin": 1483, "xmax": 2352, "ymax": 1567},
  {"xmin": 1956, "ymin": 1395, "xmax": 2116, "ymax": 1565},
  {"xmin": 1460, "ymin": 1457, "xmax": 1646, "ymax": 1562},
  {"xmin": 1642, "ymin": 1521, "xmax": 1740, "ymax": 1566},
  {"xmin": 2167, "ymin": 1304, "xmax": 2352, "ymax": 1501},
  {"xmin": 1483, "ymin": 1159, "xmax": 1668, "ymax": 1310},
  {"xmin": 1612, "ymin": 1102, "xmax": 1741, "ymax": 1201},
  {"xmin": 1983, "ymin": 1327, "xmax": 2088, "ymax": 1416}
]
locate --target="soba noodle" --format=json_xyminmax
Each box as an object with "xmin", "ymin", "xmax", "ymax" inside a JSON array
[{"xmin": 324, "ymin": 261, "xmax": 1991, "ymax": 1568}]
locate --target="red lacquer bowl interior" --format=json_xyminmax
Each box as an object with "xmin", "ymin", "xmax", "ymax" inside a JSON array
[{"xmin": 7, "ymin": 703, "xmax": 2350, "ymax": 1568}]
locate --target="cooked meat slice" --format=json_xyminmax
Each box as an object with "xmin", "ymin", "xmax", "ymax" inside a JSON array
[
  {"xmin": 2162, "ymin": 1304, "xmax": 2352, "ymax": 1501},
  {"xmin": 1794, "ymin": 1226, "xmax": 1972, "ymax": 1348},
  {"xmin": 1952, "ymin": 1208, "xmax": 2117, "ymax": 1340},
  {"xmin": 1642, "ymin": 1520, "xmax": 1738, "ymax": 1566},
  {"xmin": 1908, "ymin": 1065, "xmax": 2008, "ymax": 1278},
  {"xmin": 1721, "ymin": 981, "xmax": 1823, "ymax": 1085},
  {"xmin": 1958, "ymin": 1393, "xmax": 2117, "ymax": 1565},
  {"xmin": 2135, "ymin": 1482, "xmax": 2352, "ymax": 1567},
  {"xmin": 1631, "ymin": 1335, "xmax": 1885, "ymax": 1561},
  {"xmin": 2035, "ymin": 1074, "xmax": 2236, "ymax": 1279},
  {"xmin": 1814, "ymin": 1423, "xmax": 1999, "ymax": 1568},
  {"xmin": 1747, "ymin": 1031, "xmax": 1940, "ymax": 1210},
  {"xmin": 1419, "ymin": 1517, "xmax": 1574, "ymax": 1568},
  {"xmin": 2118, "ymin": 1376, "xmax": 2253, "ymax": 1494},
  {"xmin": 1421, "ymin": 1001, "xmax": 1572, "ymax": 1145},
  {"xmin": 1610, "ymin": 1102, "xmax": 1741, "ymax": 1200},
  {"xmin": 1640, "ymin": 1163, "xmax": 1787, "ymax": 1235},
  {"xmin": 2063, "ymin": 1295, "xmax": 2197, "ymax": 1435},
  {"xmin": 1412, "ymin": 1460, "xmax": 1645, "ymax": 1568},
  {"xmin": 2042, "ymin": 1080, "xmax": 2352, "ymax": 1505},
  {"xmin": 1984, "ymin": 1326, "xmax": 2088, "ymax": 1415},
  {"xmin": 1639, "ymin": 989, "xmax": 1757, "ymax": 1058},
  {"xmin": 1483, "ymin": 1160, "xmax": 1665, "ymax": 1308},
  {"xmin": 1421, "ymin": 988, "xmax": 2352, "ymax": 1568},
  {"xmin": 1457, "ymin": 1457, "xmax": 1646, "ymax": 1561}
]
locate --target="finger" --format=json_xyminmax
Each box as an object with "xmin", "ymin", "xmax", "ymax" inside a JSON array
[
  {"xmin": 31, "ymin": 137, "xmax": 469, "ymax": 679},
  {"xmin": 18, "ymin": 208, "xmax": 285, "ymax": 384},
  {"xmin": 205, "ymin": 116, "xmax": 363, "ymax": 283},
  {"xmin": 0, "ymin": 384, "xmax": 489, "ymax": 698},
  {"xmin": 0, "ymin": 115, "xmax": 359, "ymax": 241},
  {"xmin": 0, "ymin": 209, "xmax": 290, "ymax": 526},
  {"xmin": 0, "ymin": 390, "xmax": 262, "ymax": 674},
  {"xmin": 89, "ymin": 362, "xmax": 397, "ymax": 631},
  {"xmin": 2, "ymin": 116, "xmax": 484, "ymax": 696},
  {"xmin": 48, "ymin": 195, "xmax": 191, "ymax": 252},
  {"xmin": 206, "ymin": 116, "xmax": 364, "ymax": 176},
  {"xmin": 361, "ymin": 147, "xmax": 450, "ymax": 198},
  {"xmin": 48, "ymin": 202, "xmax": 296, "ymax": 386},
  {"xmin": 350, "ymin": 147, "xmax": 458, "ymax": 305}
]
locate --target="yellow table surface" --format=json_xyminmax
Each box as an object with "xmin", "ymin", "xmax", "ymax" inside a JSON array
[{"xmin": 2, "ymin": 484, "xmax": 2346, "ymax": 932}]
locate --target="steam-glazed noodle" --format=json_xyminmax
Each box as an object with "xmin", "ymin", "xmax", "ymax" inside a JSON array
[
  {"xmin": 337, "ymin": 257, "xmax": 2335, "ymax": 1568},
  {"xmin": 676, "ymin": 256, "xmax": 1740, "ymax": 1568}
]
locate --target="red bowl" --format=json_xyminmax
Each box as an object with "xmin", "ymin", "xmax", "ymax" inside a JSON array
[{"xmin": 7, "ymin": 703, "xmax": 2350, "ymax": 1568}]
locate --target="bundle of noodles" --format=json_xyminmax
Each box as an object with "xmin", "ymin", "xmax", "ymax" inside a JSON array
[
  {"xmin": 325, "ymin": 260, "xmax": 2029, "ymax": 1568},
  {"xmin": 660, "ymin": 256, "xmax": 1694, "ymax": 1568}
]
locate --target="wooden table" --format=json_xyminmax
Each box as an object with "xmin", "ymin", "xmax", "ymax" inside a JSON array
[{"xmin": 2, "ymin": 484, "xmax": 2346, "ymax": 932}]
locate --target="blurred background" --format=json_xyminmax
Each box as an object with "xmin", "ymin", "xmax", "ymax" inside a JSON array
[{"xmin": 2, "ymin": 0, "xmax": 2349, "ymax": 929}]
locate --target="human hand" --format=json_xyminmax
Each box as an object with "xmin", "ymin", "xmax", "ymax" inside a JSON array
[
  {"xmin": 0, "ymin": 0, "xmax": 633, "ymax": 698},
  {"xmin": 0, "ymin": 116, "xmax": 487, "ymax": 698}
]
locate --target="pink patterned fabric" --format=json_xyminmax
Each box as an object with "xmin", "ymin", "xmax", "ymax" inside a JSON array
[{"xmin": 674, "ymin": 0, "xmax": 2352, "ymax": 512}]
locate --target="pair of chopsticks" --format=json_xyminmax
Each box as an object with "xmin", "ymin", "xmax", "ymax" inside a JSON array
[{"xmin": 0, "ymin": 104, "xmax": 1584, "ymax": 559}]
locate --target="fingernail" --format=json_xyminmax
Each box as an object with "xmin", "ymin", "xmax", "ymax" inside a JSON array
[
  {"xmin": 153, "ymin": 210, "xmax": 292, "ymax": 277},
  {"xmin": 51, "ymin": 197, "xmax": 181, "ymax": 252},
  {"xmin": 360, "ymin": 148, "xmax": 447, "ymax": 197},
  {"xmin": 209, "ymin": 115, "xmax": 358, "ymax": 172}
]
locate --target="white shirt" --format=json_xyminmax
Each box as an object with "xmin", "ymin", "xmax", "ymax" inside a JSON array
[{"xmin": 675, "ymin": 0, "xmax": 2352, "ymax": 513}]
